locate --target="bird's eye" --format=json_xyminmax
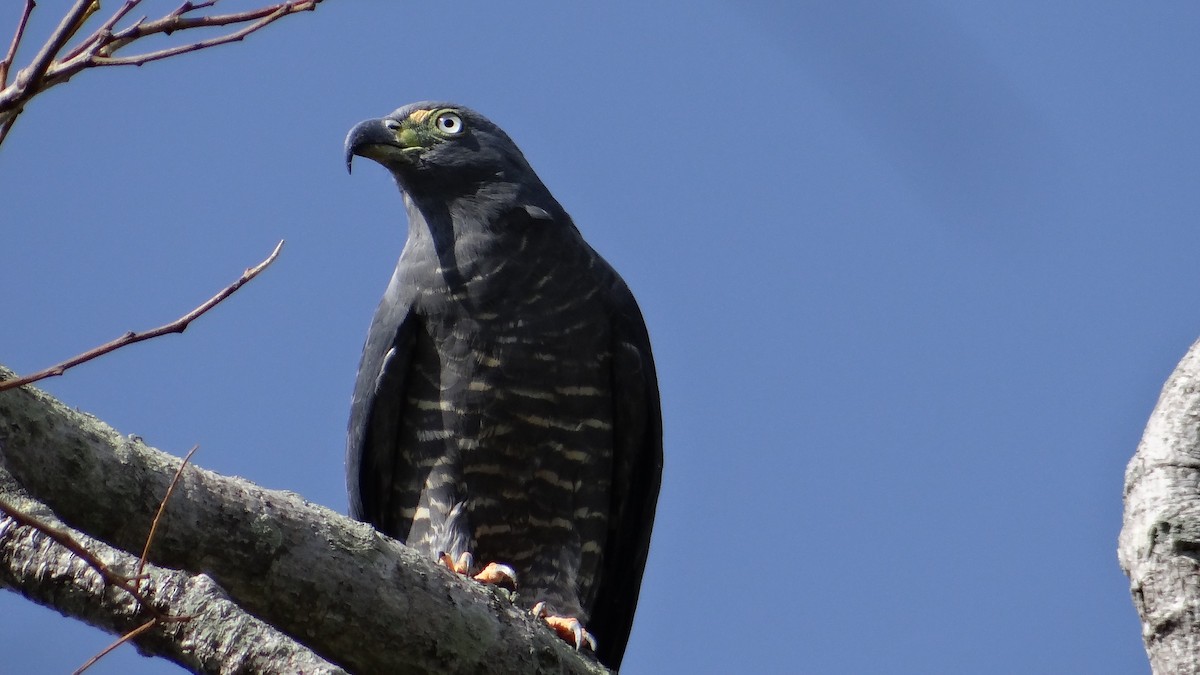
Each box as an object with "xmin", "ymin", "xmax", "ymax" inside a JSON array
[{"xmin": 435, "ymin": 112, "xmax": 464, "ymax": 136}]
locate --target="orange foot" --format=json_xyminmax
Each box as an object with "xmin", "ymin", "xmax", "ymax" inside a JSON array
[
  {"xmin": 532, "ymin": 601, "xmax": 597, "ymax": 652},
  {"xmin": 438, "ymin": 551, "xmax": 518, "ymax": 590}
]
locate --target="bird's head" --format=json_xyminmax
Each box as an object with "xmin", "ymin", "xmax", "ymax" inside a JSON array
[{"xmin": 345, "ymin": 102, "xmax": 538, "ymax": 199}]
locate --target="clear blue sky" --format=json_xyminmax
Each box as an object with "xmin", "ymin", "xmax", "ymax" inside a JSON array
[{"xmin": 2, "ymin": 1, "xmax": 1186, "ymax": 672}]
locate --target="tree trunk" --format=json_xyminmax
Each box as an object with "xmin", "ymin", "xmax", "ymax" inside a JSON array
[{"xmin": 1120, "ymin": 338, "xmax": 1200, "ymax": 674}]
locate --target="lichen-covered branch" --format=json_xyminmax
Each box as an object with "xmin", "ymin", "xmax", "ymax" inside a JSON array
[
  {"xmin": 0, "ymin": 469, "xmax": 345, "ymax": 674},
  {"xmin": 1119, "ymin": 338, "xmax": 1200, "ymax": 674},
  {"xmin": 0, "ymin": 365, "xmax": 610, "ymax": 674}
]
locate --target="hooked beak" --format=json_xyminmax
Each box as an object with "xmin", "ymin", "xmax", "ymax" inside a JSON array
[{"xmin": 344, "ymin": 118, "xmax": 420, "ymax": 174}]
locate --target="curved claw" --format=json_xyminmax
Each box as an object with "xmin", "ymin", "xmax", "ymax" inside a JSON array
[
  {"xmin": 475, "ymin": 561, "xmax": 518, "ymax": 590},
  {"xmin": 438, "ymin": 552, "xmax": 517, "ymax": 590},
  {"xmin": 438, "ymin": 551, "xmax": 473, "ymax": 575},
  {"xmin": 531, "ymin": 602, "xmax": 597, "ymax": 652}
]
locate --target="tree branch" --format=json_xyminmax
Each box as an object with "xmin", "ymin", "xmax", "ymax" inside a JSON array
[
  {"xmin": 0, "ymin": 466, "xmax": 345, "ymax": 673},
  {"xmin": 1120, "ymin": 337, "xmax": 1200, "ymax": 674},
  {"xmin": 76, "ymin": 618, "xmax": 160, "ymax": 675},
  {"xmin": 0, "ymin": 240, "xmax": 283, "ymax": 392},
  {"xmin": 0, "ymin": 1, "xmax": 322, "ymax": 148},
  {"xmin": 137, "ymin": 443, "xmax": 199, "ymax": 580},
  {"xmin": 18, "ymin": 0, "xmax": 95, "ymax": 92},
  {"xmin": 0, "ymin": 0, "xmax": 35, "ymax": 88},
  {"xmin": 90, "ymin": 4, "xmax": 294, "ymax": 67},
  {"xmin": 0, "ymin": 496, "xmax": 180, "ymax": 623},
  {"xmin": 0, "ymin": 365, "xmax": 611, "ymax": 674}
]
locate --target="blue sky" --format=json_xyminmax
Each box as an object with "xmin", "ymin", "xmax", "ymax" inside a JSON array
[{"xmin": 1, "ymin": 1, "xmax": 1188, "ymax": 672}]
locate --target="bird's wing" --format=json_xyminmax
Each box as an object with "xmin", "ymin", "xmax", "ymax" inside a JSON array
[
  {"xmin": 590, "ymin": 275, "xmax": 664, "ymax": 670},
  {"xmin": 346, "ymin": 267, "xmax": 420, "ymax": 529}
]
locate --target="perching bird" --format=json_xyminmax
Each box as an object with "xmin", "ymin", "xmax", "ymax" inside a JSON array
[{"xmin": 344, "ymin": 102, "xmax": 662, "ymax": 670}]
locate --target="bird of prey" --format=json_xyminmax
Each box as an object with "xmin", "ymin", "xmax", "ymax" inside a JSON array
[{"xmin": 344, "ymin": 102, "xmax": 662, "ymax": 670}]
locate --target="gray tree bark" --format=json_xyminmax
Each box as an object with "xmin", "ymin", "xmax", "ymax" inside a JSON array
[
  {"xmin": 0, "ymin": 365, "xmax": 609, "ymax": 675},
  {"xmin": 1120, "ymin": 339, "xmax": 1200, "ymax": 674},
  {"xmin": 0, "ymin": 470, "xmax": 346, "ymax": 673}
]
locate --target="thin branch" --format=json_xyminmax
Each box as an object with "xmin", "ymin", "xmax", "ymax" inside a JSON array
[
  {"xmin": 73, "ymin": 618, "xmax": 157, "ymax": 675},
  {"xmin": 0, "ymin": 497, "xmax": 184, "ymax": 623},
  {"xmin": 62, "ymin": 443, "xmax": 199, "ymax": 673},
  {"xmin": 16, "ymin": 0, "xmax": 93, "ymax": 90},
  {"xmin": 0, "ymin": 115, "xmax": 14, "ymax": 146},
  {"xmin": 0, "ymin": 0, "xmax": 36, "ymax": 88},
  {"xmin": 60, "ymin": 0, "xmax": 139, "ymax": 63},
  {"xmin": 57, "ymin": 1, "xmax": 318, "ymax": 72},
  {"xmin": 95, "ymin": 4, "xmax": 290, "ymax": 67},
  {"xmin": 0, "ymin": 471, "xmax": 345, "ymax": 673},
  {"xmin": 137, "ymin": 444, "xmax": 199, "ymax": 580},
  {"xmin": 114, "ymin": 1, "xmax": 312, "ymax": 42},
  {"xmin": 79, "ymin": 443, "xmax": 198, "ymax": 672},
  {"xmin": 0, "ymin": 240, "xmax": 284, "ymax": 392},
  {"xmin": 174, "ymin": 2, "xmax": 220, "ymax": 18},
  {"xmin": 0, "ymin": 1, "xmax": 322, "ymax": 149}
]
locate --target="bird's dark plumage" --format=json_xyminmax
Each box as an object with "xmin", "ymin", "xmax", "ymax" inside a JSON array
[{"xmin": 344, "ymin": 102, "xmax": 662, "ymax": 670}]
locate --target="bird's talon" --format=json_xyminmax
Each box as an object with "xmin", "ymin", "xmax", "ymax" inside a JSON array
[
  {"xmin": 439, "ymin": 552, "xmax": 515, "ymax": 589},
  {"xmin": 535, "ymin": 608, "xmax": 597, "ymax": 652},
  {"xmin": 474, "ymin": 561, "xmax": 517, "ymax": 590},
  {"xmin": 437, "ymin": 551, "xmax": 474, "ymax": 575},
  {"xmin": 572, "ymin": 623, "xmax": 584, "ymax": 651}
]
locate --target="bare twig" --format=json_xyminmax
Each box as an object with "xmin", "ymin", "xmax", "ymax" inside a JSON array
[
  {"xmin": 77, "ymin": 439, "xmax": 196, "ymax": 675},
  {"xmin": 0, "ymin": 497, "xmax": 183, "ymax": 622},
  {"xmin": 0, "ymin": 481, "xmax": 344, "ymax": 673},
  {"xmin": 0, "ymin": 498, "xmax": 134, "ymax": 584},
  {"xmin": 2, "ymin": 443, "xmax": 198, "ymax": 674},
  {"xmin": 0, "ymin": 115, "xmax": 14, "ymax": 146},
  {"xmin": 61, "ymin": 0, "xmax": 140, "ymax": 63},
  {"xmin": 19, "ymin": 0, "xmax": 94, "ymax": 92},
  {"xmin": 95, "ymin": 4, "xmax": 290, "ymax": 67},
  {"xmin": 0, "ymin": 240, "xmax": 284, "ymax": 392},
  {"xmin": 0, "ymin": 1, "xmax": 321, "ymax": 148},
  {"xmin": 0, "ymin": 0, "xmax": 36, "ymax": 88},
  {"xmin": 137, "ymin": 444, "xmax": 199, "ymax": 580},
  {"xmin": 105, "ymin": 1, "xmax": 311, "ymax": 49},
  {"xmin": 73, "ymin": 618, "xmax": 157, "ymax": 675}
]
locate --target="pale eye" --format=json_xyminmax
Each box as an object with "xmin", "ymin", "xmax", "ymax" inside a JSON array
[{"xmin": 435, "ymin": 112, "xmax": 464, "ymax": 135}]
